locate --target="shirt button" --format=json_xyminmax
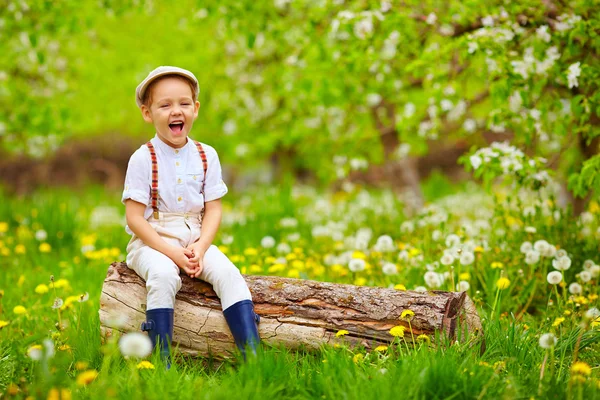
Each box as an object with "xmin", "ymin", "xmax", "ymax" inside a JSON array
[
  {"xmin": 176, "ymin": 162, "xmax": 180, "ymax": 167},
  {"xmin": 177, "ymin": 178, "xmax": 182, "ymax": 184},
  {"xmin": 177, "ymin": 196, "xmax": 182, "ymax": 202},
  {"xmin": 193, "ymin": 175, "xmax": 196, "ymax": 180},
  {"xmin": 175, "ymin": 150, "xmax": 179, "ymax": 154}
]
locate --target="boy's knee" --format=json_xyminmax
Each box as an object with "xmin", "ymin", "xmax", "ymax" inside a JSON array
[{"xmin": 148, "ymin": 266, "xmax": 181, "ymax": 289}]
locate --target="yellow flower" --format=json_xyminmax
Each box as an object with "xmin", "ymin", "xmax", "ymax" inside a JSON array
[
  {"xmin": 35, "ymin": 284, "xmax": 49, "ymax": 294},
  {"xmin": 136, "ymin": 361, "xmax": 155, "ymax": 370},
  {"xmin": 74, "ymin": 361, "xmax": 89, "ymax": 371},
  {"xmin": 1, "ymin": 247, "xmax": 10, "ymax": 256},
  {"xmin": 47, "ymin": 388, "xmax": 71, "ymax": 400},
  {"xmin": 59, "ymin": 345, "xmax": 71, "ymax": 351},
  {"xmin": 17, "ymin": 275, "xmax": 25, "ymax": 287},
  {"xmin": 389, "ymin": 326, "xmax": 405, "ymax": 337},
  {"xmin": 409, "ymin": 248, "xmax": 421, "ymax": 257},
  {"xmin": 354, "ymin": 277, "xmax": 367, "ymax": 286},
  {"xmin": 264, "ymin": 256, "xmax": 277, "ymax": 264},
  {"xmin": 0, "ymin": 222, "xmax": 8, "ymax": 233},
  {"xmin": 50, "ymin": 279, "xmax": 70, "ymax": 289},
  {"xmin": 374, "ymin": 345, "xmax": 388, "ymax": 352},
  {"xmin": 490, "ymin": 262, "xmax": 504, "ymax": 269},
  {"xmin": 218, "ymin": 245, "xmax": 229, "ymax": 254},
  {"xmin": 589, "ymin": 294, "xmax": 599, "ymax": 301},
  {"xmin": 394, "ymin": 284, "xmax": 406, "ymax": 291},
  {"xmin": 571, "ymin": 361, "xmax": 592, "ymax": 376},
  {"xmin": 563, "ymin": 310, "xmax": 572, "ymax": 316},
  {"xmin": 552, "ymin": 317, "xmax": 565, "ymax": 327},
  {"xmin": 243, "ymin": 248, "xmax": 258, "ymax": 256},
  {"xmin": 291, "ymin": 260, "xmax": 304, "ymax": 269},
  {"xmin": 335, "ymin": 329, "xmax": 349, "ymax": 338},
  {"xmin": 0, "ymin": 320, "xmax": 9, "ymax": 329},
  {"xmin": 417, "ymin": 334, "xmax": 431, "ymax": 344},
  {"xmin": 249, "ymin": 265, "xmax": 263, "ymax": 274},
  {"xmin": 474, "ymin": 246, "xmax": 484, "ymax": 253},
  {"xmin": 459, "ymin": 272, "xmax": 470, "ymax": 280},
  {"xmin": 13, "ymin": 305, "xmax": 27, "ymax": 315},
  {"xmin": 352, "ymin": 353, "xmax": 364, "ymax": 364},
  {"xmin": 287, "ymin": 269, "xmax": 300, "ymax": 279},
  {"xmin": 76, "ymin": 370, "xmax": 98, "ymax": 386},
  {"xmin": 39, "ymin": 243, "xmax": 51, "ymax": 253},
  {"xmin": 400, "ymin": 310, "xmax": 415, "ymax": 321},
  {"xmin": 285, "ymin": 253, "xmax": 297, "ymax": 261},
  {"xmin": 267, "ymin": 264, "xmax": 285, "ymax": 273},
  {"xmin": 496, "ymin": 277, "xmax": 510, "ymax": 290},
  {"xmin": 351, "ymin": 251, "xmax": 366, "ymax": 260},
  {"xmin": 15, "ymin": 244, "xmax": 26, "ymax": 254}
]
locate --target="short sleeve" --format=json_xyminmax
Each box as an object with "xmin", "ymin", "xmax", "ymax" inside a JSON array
[
  {"xmin": 203, "ymin": 147, "xmax": 228, "ymax": 202},
  {"xmin": 121, "ymin": 147, "xmax": 151, "ymax": 206}
]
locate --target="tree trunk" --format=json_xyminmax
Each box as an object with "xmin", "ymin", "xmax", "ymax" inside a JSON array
[{"xmin": 99, "ymin": 262, "xmax": 483, "ymax": 359}]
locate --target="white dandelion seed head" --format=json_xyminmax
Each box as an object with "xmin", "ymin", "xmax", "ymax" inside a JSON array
[
  {"xmin": 525, "ymin": 226, "xmax": 537, "ymax": 234},
  {"xmin": 556, "ymin": 249, "xmax": 567, "ymax": 259},
  {"xmin": 440, "ymin": 254, "xmax": 455, "ymax": 266},
  {"xmin": 382, "ymin": 262, "xmax": 398, "ymax": 275},
  {"xmin": 119, "ymin": 332, "xmax": 153, "ymax": 358},
  {"xmin": 590, "ymin": 265, "xmax": 600, "ymax": 278},
  {"xmin": 445, "ymin": 234, "xmax": 461, "ymax": 248},
  {"xmin": 457, "ymin": 280, "xmax": 470, "ymax": 292},
  {"xmin": 542, "ymin": 245, "xmax": 557, "ymax": 258},
  {"xmin": 547, "ymin": 271, "xmax": 563, "ymax": 285},
  {"xmin": 35, "ymin": 229, "xmax": 48, "ymax": 241},
  {"xmin": 533, "ymin": 240, "xmax": 549, "ymax": 254},
  {"xmin": 539, "ymin": 333, "xmax": 557, "ymax": 349},
  {"xmin": 583, "ymin": 259, "xmax": 594, "ymax": 270},
  {"xmin": 276, "ymin": 242, "xmax": 291, "ymax": 254},
  {"xmin": 525, "ymin": 250, "xmax": 541, "ymax": 265},
  {"xmin": 585, "ymin": 307, "xmax": 600, "ymax": 320},
  {"xmin": 348, "ymin": 258, "xmax": 366, "ymax": 272},
  {"xmin": 260, "ymin": 236, "xmax": 276, "ymax": 248},
  {"xmin": 520, "ymin": 241, "xmax": 533, "ymax": 254},
  {"xmin": 552, "ymin": 256, "xmax": 571, "ymax": 271},
  {"xmin": 424, "ymin": 271, "xmax": 443, "ymax": 288},
  {"xmin": 579, "ymin": 270, "xmax": 592, "ymax": 283},
  {"xmin": 374, "ymin": 235, "xmax": 395, "ymax": 252},
  {"xmin": 459, "ymin": 252, "xmax": 475, "ymax": 266},
  {"xmin": 414, "ymin": 286, "xmax": 428, "ymax": 292},
  {"xmin": 568, "ymin": 282, "xmax": 582, "ymax": 295}
]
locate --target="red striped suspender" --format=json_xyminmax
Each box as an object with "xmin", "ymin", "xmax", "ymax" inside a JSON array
[{"xmin": 145, "ymin": 140, "xmax": 209, "ymax": 221}]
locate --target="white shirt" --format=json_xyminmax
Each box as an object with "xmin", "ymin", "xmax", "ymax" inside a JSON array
[{"xmin": 122, "ymin": 135, "xmax": 228, "ymax": 233}]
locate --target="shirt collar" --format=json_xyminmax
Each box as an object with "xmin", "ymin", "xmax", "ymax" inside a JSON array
[{"xmin": 152, "ymin": 134, "xmax": 192, "ymax": 155}]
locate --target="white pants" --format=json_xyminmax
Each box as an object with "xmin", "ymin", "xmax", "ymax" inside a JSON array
[{"xmin": 126, "ymin": 212, "xmax": 252, "ymax": 311}]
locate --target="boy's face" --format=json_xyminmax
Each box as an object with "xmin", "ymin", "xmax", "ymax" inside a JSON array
[{"xmin": 140, "ymin": 77, "xmax": 200, "ymax": 148}]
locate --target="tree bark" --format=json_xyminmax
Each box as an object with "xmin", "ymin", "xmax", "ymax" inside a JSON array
[{"xmin": 99, "ymin": 262, "xmax": 483, "ymax": 359}]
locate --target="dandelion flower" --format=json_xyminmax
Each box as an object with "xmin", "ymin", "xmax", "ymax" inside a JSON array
[
  {"xmin": 348, "ymin": 258, "xmax": 366, "ymax": 272},
  {"xmin": 457, "ymin": 280, "xmax": 470, "ymax": 291},
  {"xmin": 27, "ymin": 345, "xmax": 43, "ymax": 360},
  {"xmin": 568, "ymin": 283, "xmax": 582, "ymax": 295},
  {"xmin": 13, "ymin": 305, "xmax": 27, "ymax": 315},
  {"xmin": 440, "ymin": 254, "xmax": 454, "ymax": 266},
  {"xmin": 539, "ymin": 333, "xmax": 557, "ymax": 349},
  {"xmin": 51, "ymin": 298, "xmax": 64, "ymax": 310},
  {"xmin": 555, "ymin": 249, "xmax": 567, "ymax": 258},
  {"xmin": 15, "ymin": 244, "xmax": 26, "ymax": 254},
  {"xmin": 459, "ymin": 252, "xmax": 475, "ymax": 266},
  {"xmin": 424, "ymin": 271, "xmax": 443, "ymax": 288},
  {"xmin": 394, "ymin": 284, "xmax": 406, "ymax": 291},
  {"xmin": 520, "ymin": 241, "xmax": 532, "ymax": 253},
  {"xmin": 260, "ymin": 236, "xmax": 276, "ymax": 248},
  {"xmin": 416, "ymin": 334, "xmax": 431, "ymax": 344},
  {"xmin": 374, "ymin": 345, "xmax": 388, "ymax": 352},
  {"xmin": 496, "ymin": 277, "xmax": 510, "ymax": 290},
  {"xmin": 119, "ymin": 332, "xmax": 153, "ymax": 358},
  {"xmin": 585, "ymin": 307, "xmax": 600, "ymax": 320},
  {"xmin": 547, "ymin": 271, "xmax": 563, "ymax": 285},
  {"xmin": 0, "ymin": 222, "xmax": 8, "ymax": 233},
  {"xmin": 0, "ymin": 320, "xmax": 9, "ymax": 329},
  {"xmin": 552, "ymin": 317, "xmax": 565, "ymax": 327},
  {"xmin": 382, "ymin": 262, "xmax": 398, "ymax": 275},
  {"xmin": 76, "ymin": 370, "xmax": 98, "ymax": 386},
  {"xmin": 79, "ymin": 292, "xmax": 89, "ymax": 302},
  {"xmin": 389, "ymin": 326, "xmax": 405, "ymax": 337},
  {"xmin": 570, "ymin": 361, "xmax": 591, "ymax": 376},
  {"xmin": 352, "ymin": 353, "xmax": 364, "ymax": 363},
  {"xmin": 490, "ymin": 262, "xmax": 503, "ymax": 269},
  {"xmin": 75, "ymin": 361, "xmax": 89, "ymax": 371},
  {"xmin": 35, "ymin": 284, "xmax": 49, "ymax": 294},
  {"xmin": 39, "ymin": 243, "xmax": 51, "ymax": 253},
  {"xmin": 335, "ymin": 329, "xmax": 349, "ymax": 338},
  {"xmin": 136, "ymin": 361, "xmax": 155, "ymax": 370},
  {"xmin": 400, "ymin": 310, "xmax": 415, "ymax": 321},
  {"xmin": 525, "ymin": 250, "xmax": 540, "ymax": 265},
  {"xmin": 552, "ymin": 256, "xmax": 571, "ymax": 271}
]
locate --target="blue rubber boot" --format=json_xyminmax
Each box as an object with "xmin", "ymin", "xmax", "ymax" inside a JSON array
[
  {"xmin": 141, "ymin": 308, "xmax": 174, "ymax": 368},
  {"xmin": 223, "ymin": 300, "xmax": 260, "ymax": 358}
]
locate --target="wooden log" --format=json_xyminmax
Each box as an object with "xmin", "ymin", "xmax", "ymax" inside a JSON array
[{"xmin": 99, "ymin": 262, "xmax": 483, "ymax": 358}]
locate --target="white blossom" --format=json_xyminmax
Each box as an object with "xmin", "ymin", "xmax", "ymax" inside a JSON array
[
  {"xmin": 119, "ymin": 332, "xmax": 153, "ymax": 358},
  {"xmin": 579, "ymin": 270, "xmax": 592, "ymax": 283},
  {"xmin": 536, "ymin": 25, "xmax": 551, "ymax": 42},
  {"xmin": 539, "ymin": 333, "xmax": 557, "ymax": 349},
  {"xmin": 568, "ymin": 282, "xmax": 582, "ymax": 295},
  {"xmin": 440, "ymin": 254, "xmax": 454, "ymax": 266},
  {"xmin": 585, "ymin": 307, "xmax": 600, "ymax": 320},
  {"xmin": 457, "ymin": 281, "xmax": 470, "ymax": 291},
  {"xmin": 424, "ymin": 271, "xmax": 443, "ymax": 288},
  {"xmin": 520, "ymin": 241, "xmax": 533, "ymax": 254},
  {"xmin": 425, "ymin": 12, "xmax": 437, "ymax": 25},
  {"xmin": 459, "ymin": 252, "xmax": 475, "ymax": 266},
  {"xmin": 552, "ymin": 256, "xmax": 571, "ymax": 271},
  {"xmin": 547, "ymin": 271, "xmax": 563, "ymax": 285},
  {"xmin": 348, "ymin": 258, "xmax": 366, "ymax": 272},
  {"xmin": 525, "ymin": 250, "xmax": 540, "ymax": 265},
  {"xmin": 260, "ymin": 236, "xmax": 276, "ymax": 248},
  {"xmin": 567, "ymin": 62, "xmax": 581, "ymax": 89},
  {"xmin": 382, "ymin": 262, "xmax": 398, "ymax": 275}
]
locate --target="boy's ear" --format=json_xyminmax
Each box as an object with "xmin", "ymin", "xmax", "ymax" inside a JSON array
[
  {"xmin": 140, "ymin": 105, "xmax": 153, "ymax": 123},
  {"xmin": 193, "ymin": 100, "xmax": 201, "ymax": 118}
]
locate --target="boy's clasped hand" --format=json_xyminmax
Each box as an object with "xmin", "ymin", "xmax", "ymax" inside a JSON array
[{"xmin": 167, "ymin": 244, "xmax": 205, "ymax": 278}]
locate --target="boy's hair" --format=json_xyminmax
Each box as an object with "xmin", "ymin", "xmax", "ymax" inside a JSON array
[{"xmin": 141, "ymin": 74, "xmax": 197, "ymax": 108}]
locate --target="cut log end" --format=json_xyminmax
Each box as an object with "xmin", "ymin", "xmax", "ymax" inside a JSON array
[{"xmin": 99, "ymin": 262, "xmax": 484, "ymax": 358}]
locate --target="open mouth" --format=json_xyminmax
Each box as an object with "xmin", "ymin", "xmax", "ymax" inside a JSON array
[{"xmin": 169, "ymin": 122, "xmax": 184, "ymax": 134}]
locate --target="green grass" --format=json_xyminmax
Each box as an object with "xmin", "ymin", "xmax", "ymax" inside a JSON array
[{"xmin": 0, "ymin": 184, "xmax": 598, "ymax": 399}]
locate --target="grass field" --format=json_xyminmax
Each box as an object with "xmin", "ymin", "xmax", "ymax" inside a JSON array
[{"xmin": 0, "ymin": 182, "xmax": 598, "ymax": 399}]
